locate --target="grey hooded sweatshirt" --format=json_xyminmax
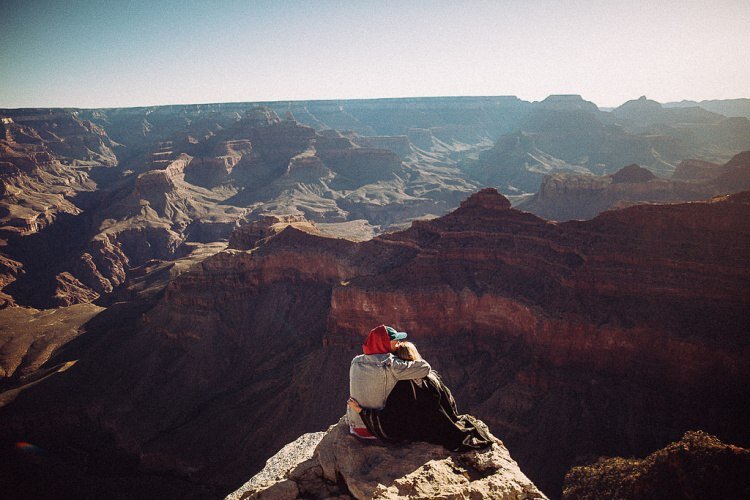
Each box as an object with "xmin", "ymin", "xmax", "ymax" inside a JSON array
[{"xmin": 347, "ymin": 352, "xmax": 431, "ymax": 436}]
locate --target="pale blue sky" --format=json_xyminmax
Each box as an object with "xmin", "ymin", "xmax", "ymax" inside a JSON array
[{"xmin": 2, "ymin": 0, "xmax": 749, "ymax": 108}]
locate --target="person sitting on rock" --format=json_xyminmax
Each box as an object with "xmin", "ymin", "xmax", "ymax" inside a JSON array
[
  {"xmin": 347, "ymin": 325, "xmax": 431, "ymax": 439},
  {"xmin": 348, "ymin": 341, "xmax": 493, "ymax": 452}
]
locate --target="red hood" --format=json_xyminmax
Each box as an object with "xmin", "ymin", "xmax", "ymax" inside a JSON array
[{"xmin": 362, "ymin": 325, "xmax": 391, "ymax": 355}]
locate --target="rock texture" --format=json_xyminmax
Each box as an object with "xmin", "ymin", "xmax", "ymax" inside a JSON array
[
  {"xmin": 228, "ymin": 431, "xmax": 327, "ymax": 500},
  {"xmin": 3, "ymin": 97, "xmax": 750, "ymax": 306},
  {"xmin": 230, "ymin": 418, "xmax": 546, "ymax": 500},
  {"xmin": 518, "ymin": 151, "xmax": 750, "ymax": 220},
  {"xmin": 562, "ymin": 431, "xmax": 750, "ymax": 500}
]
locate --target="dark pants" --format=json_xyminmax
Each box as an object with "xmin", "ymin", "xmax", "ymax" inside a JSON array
[{"xmin": 360, "ymin": 372, "xmax": 492, "ymax": 452}]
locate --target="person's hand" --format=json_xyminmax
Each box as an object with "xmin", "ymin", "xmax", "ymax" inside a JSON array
[{"xmin": 347, "ymin": 397, "xmax": 362, "ymax": 413}]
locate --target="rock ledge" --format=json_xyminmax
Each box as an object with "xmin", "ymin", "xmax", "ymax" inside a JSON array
[{"xmin": 228, "ymin": 417, "xmax": 546, "ymax": 499}]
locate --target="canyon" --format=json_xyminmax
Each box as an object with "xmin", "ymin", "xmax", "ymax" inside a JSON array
[{"xmin": 1, "ymin": 96, "xmax": 749, "ymax": 498}]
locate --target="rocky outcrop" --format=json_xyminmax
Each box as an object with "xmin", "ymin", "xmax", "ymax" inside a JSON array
[
  {"xmin": 562, "ymin": 431, "xmax": 750, "ymax": 499},
  {"xmin": 537, "ymin": 95, "xmax": 599, "ymax": 113},
  {"xmin": 52, "ymin": 272, "xmax": 99, "ymax": 307},
  {"xmin": 185, "ymin": 139, "xmax": 253, "ymax": 186},
  {"xmin": 711, "ymin": 150, "xmax": 750, "ymax": 192},
  {"xmin": 0, "ymin": 254, "xmax": 23, "ymax": 307},
  {"xmin": 230, "ymin": 418, "xmax": 546, "ymax": 500},
  {"xmin": 609, "ymin": 164, "xmax": 655, "ymax": 183},
  {"xmin": 519, "ymin": 151, "xmax": 750, "ymax": 220},
  {"xmin": 228, "ymin": 215, "xmax": 320, "ymax": 250}
]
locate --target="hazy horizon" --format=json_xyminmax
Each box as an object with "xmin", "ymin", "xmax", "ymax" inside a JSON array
[{"xmin": 2, "ymin": 0, "xmax": 749, "ymax": 109}]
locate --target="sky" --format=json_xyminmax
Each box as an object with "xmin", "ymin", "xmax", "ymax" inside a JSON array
[{"xmin": 1, "ymin": 0, "xmax": 749, "ymax": 109}]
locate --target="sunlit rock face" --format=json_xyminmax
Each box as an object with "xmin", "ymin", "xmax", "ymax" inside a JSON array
[{"xmin": 229, "ymin": 418, "xmax": 547, "ymax": 500}]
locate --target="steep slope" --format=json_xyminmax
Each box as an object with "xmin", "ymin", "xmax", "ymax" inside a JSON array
[
  {"xmin": 0, "ymin": 189, "xmax": 747, "ymax": 498},
  {"xmin": 0, "ymin": 113, "xmax": 122, "ymax": 307}
]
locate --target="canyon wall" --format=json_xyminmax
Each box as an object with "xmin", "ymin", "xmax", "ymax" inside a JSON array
[{"xmin": 1, "ymin": 189, "xmax": 747, "ymax": 497}]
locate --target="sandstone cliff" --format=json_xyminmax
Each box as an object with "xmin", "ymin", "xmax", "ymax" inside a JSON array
[{"xmin": 229, "ymin": 418, "xmax": 546, "ymax": 500}]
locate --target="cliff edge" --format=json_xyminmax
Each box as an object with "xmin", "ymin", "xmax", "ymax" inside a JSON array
[{"xmin": 228, "ymin": 417, "xmax": 546, "ymax": 499}]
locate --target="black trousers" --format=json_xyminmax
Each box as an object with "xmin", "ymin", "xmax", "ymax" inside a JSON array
[{"xmin": 360, "ymin": 372, "xmax": 492, "ymax": 452}]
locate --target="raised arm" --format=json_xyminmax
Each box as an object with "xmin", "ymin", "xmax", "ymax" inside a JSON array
[{"xmin": 389, "ymin": 357, "xmax": 431, "ymax": 380}]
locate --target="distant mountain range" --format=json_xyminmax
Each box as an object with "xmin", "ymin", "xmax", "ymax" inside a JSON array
[{"xmin": 663, "ymin": 98, "xmax": 750, "ymax": 119}]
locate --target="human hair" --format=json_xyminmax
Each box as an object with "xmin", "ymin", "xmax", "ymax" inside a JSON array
[{"xmin": 395, "ymin": 341, "xmax": 421, "ymax": 361}]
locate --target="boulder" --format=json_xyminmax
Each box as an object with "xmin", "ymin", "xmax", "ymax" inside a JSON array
[{"xmin": 230, "ymin": 418, "xmax": 547, "ymax": 500}]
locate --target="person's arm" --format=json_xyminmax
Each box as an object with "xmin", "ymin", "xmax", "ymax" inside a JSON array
[{"xmin": 389, "ymin": 356, "xmax": 431, "ymax": 380}]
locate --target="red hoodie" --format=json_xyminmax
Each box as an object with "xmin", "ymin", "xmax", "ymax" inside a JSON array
[{"xmin": 362, "ymin": 325, "xmax": 391, "ymax": 355}]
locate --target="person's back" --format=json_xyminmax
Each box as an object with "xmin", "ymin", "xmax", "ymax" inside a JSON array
[
  {"xmin": 347, "ymin": 325, "xmax": 430, "ymax": 438},
  {"xmin": 349, "ymin": 342, "xmax": 493, "ymax": 451}
]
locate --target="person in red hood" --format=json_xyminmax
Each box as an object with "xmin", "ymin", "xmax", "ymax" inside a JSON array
[{"xmin": 346, "ymin": 325, "xmax": 431, "ymax": 438}]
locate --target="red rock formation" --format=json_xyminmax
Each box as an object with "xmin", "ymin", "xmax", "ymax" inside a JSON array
[
  {"xmin": 0, "ymin": 303, "xmax": 103, "ymax": 379},
  {"xmin": 3, "ymin": 188, "xmax": 744, "ymax": 496}
]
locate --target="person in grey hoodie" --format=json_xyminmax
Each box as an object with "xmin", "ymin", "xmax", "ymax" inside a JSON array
[{"xmin": 346, "ymin": 324, "xmax": 431, "ymax": 438}]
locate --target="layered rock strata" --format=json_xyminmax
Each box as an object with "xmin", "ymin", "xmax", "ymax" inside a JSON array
[{"xmin": 3, "ymin": 188, "xmax": 747, "ymax": 497}]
